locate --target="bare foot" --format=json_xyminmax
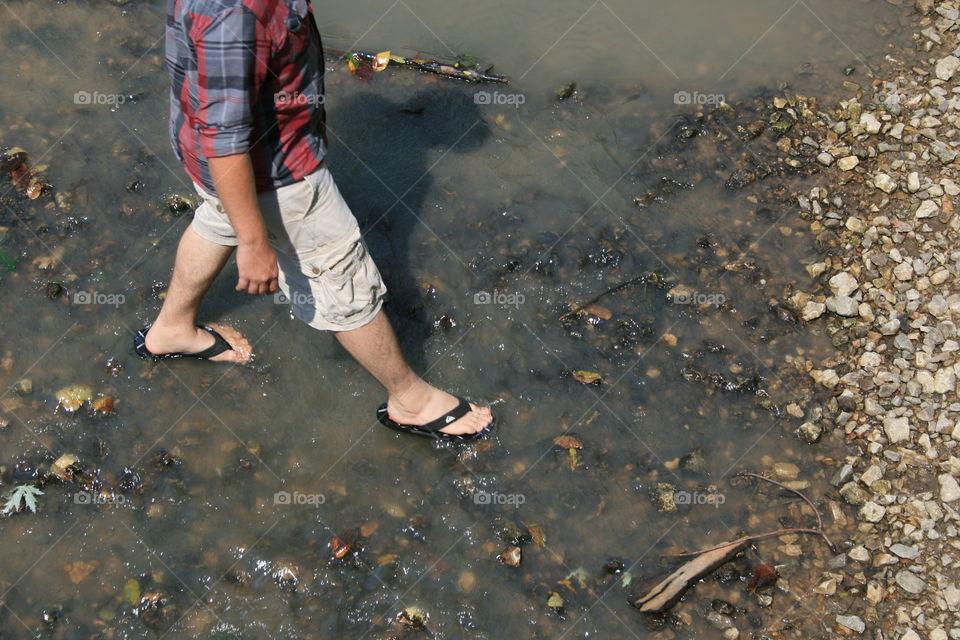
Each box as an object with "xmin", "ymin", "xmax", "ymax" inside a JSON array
[
  {"xmin": 387, "ymin": 381, "xmax": 493, "ymax": 436},
  {"xmin": 143, "ymin": 322, "xmax": 253, "ymax": 363}
]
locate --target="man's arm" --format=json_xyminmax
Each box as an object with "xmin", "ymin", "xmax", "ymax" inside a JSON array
[{"xmin": 208, "ymin": 153, "xmax": 279, "ymax": 295}]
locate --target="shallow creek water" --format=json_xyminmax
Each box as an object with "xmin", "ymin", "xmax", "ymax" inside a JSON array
[{"xmin": 1, "ymin": 1, "xmax": 911, "ymax": 638}]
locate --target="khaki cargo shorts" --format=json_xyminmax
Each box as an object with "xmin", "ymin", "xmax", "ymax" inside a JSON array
[{"xmin": 190, "ymin": 166, "xmax": 387, "ymax": 332}]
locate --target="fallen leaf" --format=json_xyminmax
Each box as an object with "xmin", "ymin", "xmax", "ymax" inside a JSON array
[
  {"xmin": 65, "ymin": 560, "xmax": 100, "ymax": 584},
  {"xmin": 359, "ymin": 521, "xmax": 379, "ymax": 537},
  {"xmin": 25, "ymin": 182, "xmax": 43, "ymax": 200},
  {"xmin": 372, "ymin": 50, "xmax": 391, "ymax": 72},
  {"xmin": 330, "ymin": 528, "xmax": 359, "ymax": 559},
  {"xmin": 566, "ymin": 448, "xmax": 581, "ymax": 471},
  {"xmin": 346, "ymin": 53, "xmax": 374, "ymax": 81},
  {"xmin": 32, "ymin": 246, "xmax": 64, "ymax": 270},
  {"xmin": 124, "ymin": 578, "xmax": 141, "ymax": 605},
  {"xmin": 499, "ymin": 546, "xmax": 521, "ymax": 567},
  {"xmin": 528, "ymin": 524, "xmax": 546, "ymax": 548},
  {"xmin": 377, "ymin": 553, "xmax": 399, "ymax": 565},
  {"xmin": 547, "ymin": 591, "xmax": 564, "ymax": 609},
  {"xmin": 746, "ymin": 562, "xmax": 779, "ymax": 592},
  {"xmin": 51, "ymin": 453, "xmax": 78, "ymax": 480},
  {"xmin": 572, "ymin": 370, "xmax": 602, "ymax": 385},
  {"xmin": 56, "ymin": 384, "xmax": 94, "ymax": 412},
  {"xmin": 583, "ymin": 304, "xmax": 612, "ymax": 320},
  {"xmin": 553, "ymin": 435, "xmax": 582, "ymax": 449},
  {"xmin": 92, "ymin": 396, "xmax": 115, "ymax": 414}
]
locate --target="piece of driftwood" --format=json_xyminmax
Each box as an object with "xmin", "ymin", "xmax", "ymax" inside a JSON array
[
  {"xmin": 634, "ymin": 539, "xmax": 744, "ymax": 613},
  {"xmin": 559, "ymin": 274, "xmax": 648, "ymax": 320},
  {"xmin": 324, "ymin": 47, "xmax": 509, "ymax": 84},
  {"xmin": 633, "ymin": 471, "xmax": 836, "ymax": 613}
]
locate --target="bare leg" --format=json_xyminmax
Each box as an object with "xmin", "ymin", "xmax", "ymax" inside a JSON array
[
  {"xmin": 335, "ymin": 309, "xmax": 492, "ymax": 436},
  {"xmin": 143, "ymin": 226, "xmax": 253, "ymax": 363}
]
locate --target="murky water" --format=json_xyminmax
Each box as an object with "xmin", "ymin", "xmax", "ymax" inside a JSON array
[{"xmin": 1, "ymin": 1, "xmax": 908, "ymax": 638}]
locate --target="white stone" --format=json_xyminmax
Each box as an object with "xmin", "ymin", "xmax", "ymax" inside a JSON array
[
  {"xmin": 802, "ymin": 301, "xmax": 826, "ymax": 321},
  {"xmin": 894, "ymin": 261, "xmax": 914, "ymax": 281},
  {"xmin": 916, "ymin": 200, "xmax": 939, "ymax": 219},
  {"xmin": 859, "ymin": 501, "xmax": 885, "ymax": 522},
  {"xmin": 859, "ymin": 352, "xmax": 882, "ymax": 368},
  {"xmin": 829, "ymin": 271, "xmax": 859, "ymax": 297},
  {"xmin": 827, "ymin": 296, "xmax": 859, "ymax": 317},
  {"xmin": 860, "ymin": 112, "xmax": 882, "ymax": 134},
  {"xmin": 836, "ymin": 615, "xmax": 865, "ymax": 633},
  {"xmin": 939, "ymin": 473, "xmax": 960, "ymax": 502},
  {"xmin": 838, "ymin": 156, "xmax": 859, "ymax": 171},
  {"xmin": 936, "ymin": 55, "xmax": 960, "ymax": 81},
  {"xmin": 817, "ymin": 152, "xmax": 834, "ymax": 166},
  {"xmin": 884, "ymin": 416, "xmax": 910, "ymax": 443},
  {"xmin": 895, "ymin": 569, "xmax": 926, "ymax": 593},
  {"xmin": 874, "ymin": 172, "xmax": 897, "ymax": 193},
  {"xmin": 907, "ymin": 172, "xmax": 920, "ymax": 193}
]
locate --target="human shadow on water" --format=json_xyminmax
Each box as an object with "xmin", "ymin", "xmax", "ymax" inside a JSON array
[
  {"xmin": 323, "ymin": 86, "xmax": 490, "ymax": 369},
  {"xmin": 198, "ymin": 86, "xmax": 489, "ymax": 371}
]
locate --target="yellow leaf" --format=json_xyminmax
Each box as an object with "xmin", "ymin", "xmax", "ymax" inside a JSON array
[
  {"xmin": 56, "ymin": 384, "xmax": 94, "ymax": 412},
  {"xmin": 572, "ymin": 370, "xmax": 602, "ymax": 385},
  {"xmin": 51, "ymin": 453, "xmax": 78, "ymax": 480},
  {"xmin": 372, "ymin": 51, "xmax": 391, "ymax": 72}
]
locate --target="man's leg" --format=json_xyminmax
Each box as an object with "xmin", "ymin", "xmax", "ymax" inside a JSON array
[
  {"xmin": 143, "ymin": 226, "xmax": 253, "ymax": 363},
  {"xmin": 335, "ymin": 309, "xmax": 493, "ymax": 436}
]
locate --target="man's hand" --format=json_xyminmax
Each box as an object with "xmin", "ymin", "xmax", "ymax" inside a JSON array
[
  {"xmin": 208, "ymin": 153, "xmax": 280, "ymax": 295},
  {"xmin": 236, "ymin": 237, "xmax": 279, "ymax": 294}
]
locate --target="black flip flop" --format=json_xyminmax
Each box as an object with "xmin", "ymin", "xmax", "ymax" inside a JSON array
[
  {"xmin": 376, "ymin": 396, "xmax": 496, "ymax": 442},
  {"xmin": 133, "ymin": 324, "xmax": 234, "ymax": 361}
]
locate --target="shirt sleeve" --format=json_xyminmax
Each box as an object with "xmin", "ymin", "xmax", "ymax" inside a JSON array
[{"xmin": 189, "ymin": 6, "xmax": 270, "ymax": 157}]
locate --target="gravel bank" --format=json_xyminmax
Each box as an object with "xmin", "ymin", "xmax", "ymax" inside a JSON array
[{"xmin": 776, "ymin": 1, "xmax": 960, "ymax": 637}]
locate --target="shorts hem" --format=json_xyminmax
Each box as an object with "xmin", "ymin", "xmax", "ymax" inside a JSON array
[
  {"xmin": 298, "ymin": 297, "xmax": 384, "ymax": 332},
  {"xmin": 191, "ymin": 218, "xmax": 239, "ymax": 247}
]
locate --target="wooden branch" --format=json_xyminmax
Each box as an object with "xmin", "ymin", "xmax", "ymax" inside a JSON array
[
  {"xmin": 324, "ymin": 47, "xmax": 509, "ymax": 84},
  {"xmin": 634, "ymin": 539, "xmax": 744, "ymax": 613},
  {"xmin": 559, "ymin": 275, "xmax": 647, "ymax": 320},
  {"xmin": 633, "ymin": 469, "xmax": 838, "ymax": 613}
]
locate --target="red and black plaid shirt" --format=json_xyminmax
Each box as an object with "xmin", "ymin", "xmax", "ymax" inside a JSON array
[{"xmin": 166, "ymin": 0, "xmax": 326, "ymax": 193}]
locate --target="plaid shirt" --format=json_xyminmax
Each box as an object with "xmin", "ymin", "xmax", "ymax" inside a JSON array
[{"xmin": 166, "ymin": 0, "xmax": 326, "ymax": 194}]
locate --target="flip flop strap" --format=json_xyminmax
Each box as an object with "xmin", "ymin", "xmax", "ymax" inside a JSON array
[
  {"xmin": 419, "ymin": 397, "xmax": 472, "ymax": 433},
  {"xmin": 192, "ymin": 325, "xmax": 234, "ymax": 359}
]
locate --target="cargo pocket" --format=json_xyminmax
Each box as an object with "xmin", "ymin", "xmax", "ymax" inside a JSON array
[{"xmin": 296, "ymin": 231, "xmax": 381, "ymax": 326}]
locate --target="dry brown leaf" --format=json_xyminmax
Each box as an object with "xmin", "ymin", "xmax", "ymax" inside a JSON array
[
  {"xmin": 359, "ymin": 521, "xmax": 379, "ymax": 537},
  {"xmin": 582, "ymin": 304, "xmax": 612, "ymax": 320},
  {"xmin": 92, "ymin": 396, "xmax": 115, "ymax": 414},
  {"xmin": 553, "ymin": 435, "xmax": 583, "ymax": 449},
  {"xmin": 498, "ymin": 546, "xmax": 521, "ymax": 567},
  {"xmin": 65, "ymin": 560, "xmax": 100, "ymax": 584},
  {"xmin": 572, "ymin": 370, "xmax": 602, "ymax": 385}
]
